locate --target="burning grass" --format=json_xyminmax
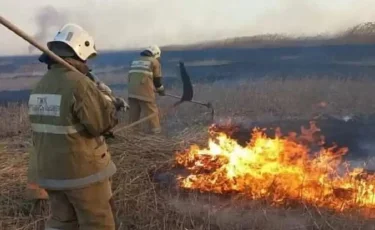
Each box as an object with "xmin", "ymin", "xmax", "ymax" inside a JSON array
[
  {"xmin": 175, "ymin": 123, "xmax": 375, "ymax": 217},
  {"xmin": 3, "ymin": 128, "xmax": 375, "ymax": 230},
  {"xmin": 2, "ymin": 77, "xmax": 375, "ymax": 229}
]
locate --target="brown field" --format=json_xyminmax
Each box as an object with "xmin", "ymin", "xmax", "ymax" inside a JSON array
[
  {"xmin": 1, "ymin": 77, "xmax": 375, "ymax": 229},
  {"xmin": 0, "ymin": 71, "xmax": 128, "ymax": 91}
]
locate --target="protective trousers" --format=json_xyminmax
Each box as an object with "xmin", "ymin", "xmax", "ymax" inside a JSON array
[
  {"xmin": 44, "ymin": 179, "xmax": 115, "ymax": 230},
  {"xmin": 128, "ymin": 97, "xmax": 161, "ymax": 134}
]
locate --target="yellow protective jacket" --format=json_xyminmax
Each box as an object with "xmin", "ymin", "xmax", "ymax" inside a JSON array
[
  {"xmin": 28, "ymin": 64, "xmax": 118, "ymax": 190},
  {"xmin": 127, "ymin": 56, "xmax": 162, "ymax": 102}
]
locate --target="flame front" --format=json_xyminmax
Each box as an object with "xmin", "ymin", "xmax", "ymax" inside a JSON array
[{"xmin": 175, "ymin": 123, "xmax": 375, "ymax": 214}]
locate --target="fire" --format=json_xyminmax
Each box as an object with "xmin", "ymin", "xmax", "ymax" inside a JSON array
[{"xmin": 175, "ymin": 122, "xmax": 375, "ymax": 214}]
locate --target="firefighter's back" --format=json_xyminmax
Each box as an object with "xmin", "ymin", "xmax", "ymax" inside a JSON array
[
  {"xmin": 128, "ymin": 55, "xmax": 160, "ymax": 102},
  {"xmin": 29, "ymin": 65, "xmax": 116, "ymax": 190}
]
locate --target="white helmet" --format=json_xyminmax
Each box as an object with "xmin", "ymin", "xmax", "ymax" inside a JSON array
[
  {"xmin": 145, "ymin": 45, "xmax": 161, "ymax": 58},
  {"xmin": 47, "ymin": 23, "xmax": 97, "ymax": 61}
]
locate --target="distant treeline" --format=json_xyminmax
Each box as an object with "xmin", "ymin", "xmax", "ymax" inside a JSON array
[{"xmin": 163, "ymin": 22, "xmax": 375, "ymax": 50}]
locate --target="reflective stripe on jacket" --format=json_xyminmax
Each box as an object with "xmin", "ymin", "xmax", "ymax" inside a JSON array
[
  {"xmin": 28, "ymin": 64, "xmax": 118, "ymax": 190},
  {"xmin": 127, "ymin": 56, "xmax": 162, "ymax": 102}
]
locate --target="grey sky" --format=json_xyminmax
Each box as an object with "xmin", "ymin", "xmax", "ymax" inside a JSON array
[{"xmin": 1, "ymin": 0, "xmax": 374, "ymax": 56}]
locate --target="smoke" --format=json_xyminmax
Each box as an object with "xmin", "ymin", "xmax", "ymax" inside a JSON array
[
  {"xmin": 27, "ymin": 4, "xmax": 96, "ymax": 54},
  {"xmin": 230, "ymin": 0, "xmax": 375, "ymax": 38},
  {"xmin": 79, "ymin": 0, "xmax": 375, "ymax": 51},
  {"xmin": 3, "ymin": 0, "xmax": 375, "ymax": 55},
  {"xmin": 28, "ymin": 6, "xmax": 67, "ymax": 54}
]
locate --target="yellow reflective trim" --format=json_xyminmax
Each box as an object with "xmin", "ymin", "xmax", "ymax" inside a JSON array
[
  {"xmin": 131, "ymin": 60, "xmax": 151, "ymax": 69},
  {"xmin": 31, "ymin": 123, "xmax": 85, "ymax": 134},
  {"xmin": 38, "ymin": 161, "xmax": 117, "ymax": 190},
  {"xmin": 128, "ymin": 69, "xmax": 153, "ymax": 75}
]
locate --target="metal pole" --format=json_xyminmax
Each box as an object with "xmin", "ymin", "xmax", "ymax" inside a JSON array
[{"xmin": 164, "ymin": 93, "xmax": 211, "ymax": 108}]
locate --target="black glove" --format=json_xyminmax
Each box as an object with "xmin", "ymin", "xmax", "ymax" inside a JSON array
[
  {"xmin": 103, "ymin": 131, "xmax": 115, "ymax": 139},
  {"xmin": 156, "ymin": 85, "xmax": 165, "ymax": 96},
  {"xmin": 113, "ymin": 97, "xmax": 130, "ymax": 111},
  {"xmin": 38, "ymin": 53, "xmax": 53, "ymax": 69}
]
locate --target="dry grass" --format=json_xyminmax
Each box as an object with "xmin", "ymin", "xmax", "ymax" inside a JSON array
[
  {"xmin": 0, "ymin": 104, "xmax": 30, "ymax": 138},
  {"xmin": 2, "ymin": 77, "xmax": 375, "ymax": 229},
  {"xmin": 163, "ymin": 77, "xmax": 375, "ymax": 127},
  {"xmin": 0, "ymin": 72, "xmax": 127, "ymax": 91}
]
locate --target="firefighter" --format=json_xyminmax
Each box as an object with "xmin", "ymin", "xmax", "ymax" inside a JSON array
[
  {"xmin": 25, "ymin": 59, "xmax": 124, "ymax": 204},
  {"xmin": 127, "ymin": 45, "xmax": 165, "ymax": 134},
  {"xmin": 28, "ymin": 23, "xmax": 126, "ymax": 230}
]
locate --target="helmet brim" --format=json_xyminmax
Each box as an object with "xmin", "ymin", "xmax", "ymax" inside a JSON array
[{"xmin": 47, "ymin": 41, "xmax": 76, "ymax": 58}]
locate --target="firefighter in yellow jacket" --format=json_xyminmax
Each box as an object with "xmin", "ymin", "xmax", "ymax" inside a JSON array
[
  {"xmin": 28, "ymin": 23, "xmax": 126, "ymax": 230},
  {"xmin": 24, "ymin": 58, "xmax": 124, "ymax": 206},
  {"xmin": 127, "ymin": 45, "xmax": 165, "ymax": 134}
]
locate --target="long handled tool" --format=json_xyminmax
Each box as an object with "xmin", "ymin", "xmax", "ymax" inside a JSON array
[
  {"xmin": 164, "ymin": 62, "xmax": 214, "ymax": 120},
  {"xmin": 165, "ymin": 93, "xmax": 209, "ymax": 107},
  {"xmin": 164, "ymin": 62, "xmax": 211, "ymax": 107},
  {"xmin": 165, "ymin": 92, "xmax": 214, "ymax": 119}
]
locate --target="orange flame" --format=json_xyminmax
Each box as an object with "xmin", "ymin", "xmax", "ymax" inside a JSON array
[{"xmin": 175, "ymin": 123, "xmax": 375, "ymax": 215}]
